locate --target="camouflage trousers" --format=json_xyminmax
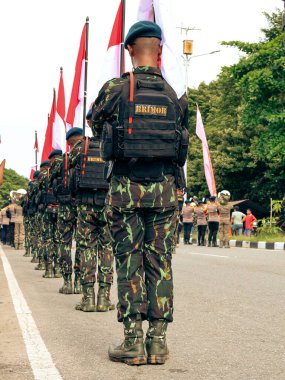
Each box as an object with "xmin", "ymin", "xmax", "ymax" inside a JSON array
[
  {"xmin": 57, "ymin": 204, "xmax": 78, "ymax": 275},
  {"xmin": 30, "ymin": 212, "xmax": 43, "ymax": 259},
  {"xmin": 42, "ymin": 207, "xmax": 59, "ymax": 265},
  {"xmin": 106, "ymin": 205, "xmax": 177, "ymax": 323},
  {"xmin": 37, "ymin": 212, "xmax": 45, "ymax": 261},
  {"xmin": 76, "ymin": 204, "xmax": 114, "ymax": 286},
  {"xmin": 24, "ymin": 217, "xmax": 30, "ymax": 252},
  {"xmin": 28, "ymin": 215, "xmax": 37, "ymax": 255}
]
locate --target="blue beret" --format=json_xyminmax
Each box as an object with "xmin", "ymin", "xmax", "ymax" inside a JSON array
[
  {"xmin": 66, "ymin": 127, "xmax": 83, "ymax": 140},
  {"xmin": 33, "ymin": 170, "xmax": 40, "ymax": 178},
  {"xmin": 209, "ymin": 196, "xmax": 216, "ymax": 201},
  {"xmin": 124, "ymin": 21, "xmax": 162, "ymax": 49},
  {"xmin": 86, "ymin": 108, "xmax": 92, "ymax": 121},
  {"xmin": 48, "ymin": 149, "xmax": 62, "ymax": 159},
  {"xmin": 40, "ymin": 160, "xmax": 50, "ymax": 168},
  {"xmin": 185, "ymin": 200, "xmax": 191, "ymax": 204}
]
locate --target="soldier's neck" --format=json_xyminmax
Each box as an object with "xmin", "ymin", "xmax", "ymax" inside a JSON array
[{"xmin": 133, "ymin": 56, "xmax": 158, "ymax": 69}]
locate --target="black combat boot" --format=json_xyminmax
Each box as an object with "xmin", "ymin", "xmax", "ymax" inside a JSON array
[
  {"xmin": 42, "ymin": 263, "xmax": 54, "ymax": 278},
  {"xmin": 59, "ymin": 274, "xmax": 73, "ymax": 294},
  {"xmin": 96, "ymin": 284, "xmax": 115, "ymax": 312},
  {"xmin": 207, "ymin": 241, "xmax": 212, "ymax": 247},
  {"xmin": 23, "ymin": 246, "xmax": 31, "ymax": 257},
  {"xmin": 212, "ymin": 240, "xmax": 218, "ymax": 247},
  {"xmin": 108, "ymin": 314, "xmax": 147, "ymax": 365},
  {"xmin": 35, "ymin": 257, "xmax": 45, "ymax": 270},
  {"xmin": 31, "ymin": 253, "xmax": 39, "ymax": 263},
  {"xmin": 75, "ymin": 283, "xmax": 96, "ymax": 312},
  {"xmin": 53, "ymin": 264, "xmax": 62, "ymax": 278},
  {"xmin": 74, "ymin": 274, "xmax": 83, "ymax": 294},
  {"xmin": 145, "ymin": 319, "xmax": 169, "ymax": 364},
  {"xmin": 184, "ymin": 239, "xmax": 188, "ymax": 245}
]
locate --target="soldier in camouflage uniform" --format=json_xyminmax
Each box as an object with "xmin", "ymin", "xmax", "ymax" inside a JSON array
[
  {"xmin": 22, "ymin": 190, "xmax": 32, "ymax": 257},
  {"xmin": 91, "ymin": 21, "xmax": 188, "ymax": 365},
  {"xmin": 39, "ymin": 150, "xmax": 63, "ymax": 278},
  {"xmin": 51, "ymin": 131, "xmax": 81, "ymax": 294},
  {"xmin": 34, "ymin": 161, "xmax": 51, "ymax": 271},
  {"xmin": 68, "ymin": 118, "xmax": 114, "ymax": 313},
  {"xmin": 27, "ymin": 171, "xmax": 40, "ymax": 262}
]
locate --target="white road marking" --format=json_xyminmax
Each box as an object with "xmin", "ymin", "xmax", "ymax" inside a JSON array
[
  {"xmin": 0, "ymin": 246, "xmax": 62, "ymax": 380},
  {"xmin": 187, "ymin": 252, "xmax": 229, "ymax": 258}
]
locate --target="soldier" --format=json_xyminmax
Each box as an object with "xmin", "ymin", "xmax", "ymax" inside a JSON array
[
  {"xmin": 67, "ymin": 111, "xmax": 115, "ymax": 312},
  {"xmin": 217, "ymin": 190, "xmax": 232, "ymax": 248},
  {"xmin": 34, "ymin": 161, "xmax": 51, "ymax": 270},
  {"xmin": 207, "ymin": 196, "xmax": 219, "ymax": 247},
  {"xmin": 91, "ymin": 21, "xmax": 189, "ymax": 365},
  {"xmin": 40, "ymin": 150, "xmax": 63, "ymax": 278},
  {"xmin": 52, "ymin": 128, "xmax": 81, "ymax": 294},
  {"xmin": 28, "ymin": 171, "xmax": 41, "ymax": 263}
]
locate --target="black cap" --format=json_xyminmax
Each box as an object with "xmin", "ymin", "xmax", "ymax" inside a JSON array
[
  {"xmin": 86, "ymin": 108, "xmax": 92, "ymax": 121},
  {"xmin": 48, "ymin": 149, "xmax": 62, "ymax": 159},
  {"xmin": 66, "ymin": 127, "xmax": 83, "ymax": 140},
  {"xmin": 33, "ymin": 170, "xmax": 40, "ymax": 178},
  {"xmin": 209, "ymin": 196, "xmax": 216, "ymax": 201},
  {"xmin": 124, "ymin": 21, "xmax": 162, "ymax": 49},
  {"xmin": 40, "ymin": 160, "xmax": 50, "ymax": 168}
]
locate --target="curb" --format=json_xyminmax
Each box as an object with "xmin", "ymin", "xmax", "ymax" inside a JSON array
[{"xmin": 188, "ymin": 238, "xmax": 285, "ymax": 250}]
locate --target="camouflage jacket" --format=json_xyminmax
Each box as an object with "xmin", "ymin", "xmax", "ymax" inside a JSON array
[{"xmin": 91, "ymin": 66, "xmax": 188, "ymax": 209}]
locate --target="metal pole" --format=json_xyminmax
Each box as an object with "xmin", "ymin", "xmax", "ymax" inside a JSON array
[
  {"xmin": 120, "ymin": 0, "xmax": 126, "ymax": 76},
  {"xmin": 35, "ymin": 130, "xmax": 38, "ymax": 170},
  {"xmin": 270, "ymin": 198, "xmax": 273, "ymax": 226},
  {"xmin": 82, "ymin": 16, "xmax": 89, "ymax": 136}
]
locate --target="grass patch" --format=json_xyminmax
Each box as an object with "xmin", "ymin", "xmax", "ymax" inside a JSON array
[{"xmin": 188, "ymin": 232, "xmax": 285, "ymax": 242}]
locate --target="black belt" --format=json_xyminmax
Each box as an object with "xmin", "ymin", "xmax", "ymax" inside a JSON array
[{"xmin": 113, "ymin": 160, "xmax": 175, "ymax": 176}]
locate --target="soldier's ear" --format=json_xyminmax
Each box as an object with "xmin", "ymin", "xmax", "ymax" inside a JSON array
[{"xmin": 128, "ymin": 45, "xmax": 135, "ymax": 57}]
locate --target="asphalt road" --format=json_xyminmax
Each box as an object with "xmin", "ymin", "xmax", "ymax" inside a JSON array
[{"xmin": 1, "ymin": 243, "xmax": 285, "ymax": 380}]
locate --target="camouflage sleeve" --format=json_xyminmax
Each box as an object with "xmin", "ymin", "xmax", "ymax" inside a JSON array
[
  {"xmin": 91, "ymin": 77, "xmax": 125, "ymax": 135},
  {"xmin": 69, "ymin": 142, "xmax": 82, "ymax": 168},
  {"xmin": 49, "ymin": 157, "xmax": 63, "ymax": 184}
]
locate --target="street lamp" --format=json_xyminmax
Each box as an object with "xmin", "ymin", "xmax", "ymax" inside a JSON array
[{"xmin": 181, "ymin": 50, "xmax": 221, "ymax": 92}]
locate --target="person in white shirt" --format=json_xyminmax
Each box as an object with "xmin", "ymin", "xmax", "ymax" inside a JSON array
[{"xmin": 231, "ymin": 206, "xmax": 245, "ymax": 236}]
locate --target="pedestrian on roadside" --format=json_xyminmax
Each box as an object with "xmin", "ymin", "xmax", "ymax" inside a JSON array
[
  {"xmin": 195, "ymin": 201, "xmax": 207, "ymax": 246},
  {"xmin": 207, "ymin": 196, "xmax": 219, "ymax": 247},
  {"xmin": 231, "ymin": 206, "xmax": 245, "ymax": 236},
  {"xmin": 182, "ymin": 200, "xmax": 193, "ymax": 244},
  {"xmin": 243, "ymin": 209, "xmax": 256, "ymax": 237}
]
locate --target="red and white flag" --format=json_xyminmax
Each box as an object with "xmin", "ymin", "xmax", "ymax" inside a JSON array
[
  {"xmin": 66, "ymin": 24, "xmax": 86, "ymax": 130},
  {"xmin": 196, "ymin": 105, "xmax": 216, "ymax": 196},
  {"xmin": 52, "ymin": 69, "xmax": 66, "ymax": 152},
  {"xmin": 41, "ymin": 90, "xmax": 56, "ymax": 162},
  {"xmin": 137, "ymin": 0, "xmax": 185, "ymax": 99},
  {"xmin": 29, "ymin": 165, "xmax": 37, "ymax": 180},
  {"xmin": 96, "ymin": 1, "xmax": 123, "ymax": 93}
]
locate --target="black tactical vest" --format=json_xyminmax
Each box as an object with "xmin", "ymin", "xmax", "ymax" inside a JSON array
[
  {"xmin": 42, "ymin": 169, "xmax": 57, "ymax": 205},
  {"xmin": 76, "ymin": 137, "xmax": 109, "ymax": 191},
  {"xmin": 53, "ymin": 153, "xmax": 72, "ymax": 196},
  {"xmin": 101, "ymin": 71, "xmax": 188, "ymax": 166}
]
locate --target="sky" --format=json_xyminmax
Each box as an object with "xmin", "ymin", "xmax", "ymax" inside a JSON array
[{"xmin": 0, "ymin": 0, "xmax": 282, "ymax": 178}]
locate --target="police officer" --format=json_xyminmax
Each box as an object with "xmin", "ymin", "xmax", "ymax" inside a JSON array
[
  {"xmin": 91, "ymin": 21, "xmax": 189, "ymax": 365},
  {"xmin": 68, "ymin": 111, "xmax": 114, "ymax": 312}
]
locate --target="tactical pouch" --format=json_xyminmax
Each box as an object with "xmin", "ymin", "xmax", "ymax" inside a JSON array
[
  {"xmin": 177, "ymin": 128, "xmax": 189, "ymax": 167},
  {"xmin": 129, "ymin": 160, "xmax": 164, "ymax": 183},
  {"xmin": 175, "ymin": 166, "xmax": 186, "ymax": 189},
  {"xmin": 101, "ymin": 122, "xmax": 114, "ymax": 161}
]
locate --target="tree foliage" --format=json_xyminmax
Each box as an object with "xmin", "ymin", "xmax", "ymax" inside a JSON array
[
  {"xmin": 187, "ymin": 10, "xmax": 285, "ymax": 204},
  {"xmin": 0, "ymin": 168, "xmax": 28, "ymax": 207}
]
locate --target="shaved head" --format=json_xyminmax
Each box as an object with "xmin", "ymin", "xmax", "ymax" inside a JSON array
[{"xmin": 127, "ymin": 37, "xmax": 162, "ymax": 68}]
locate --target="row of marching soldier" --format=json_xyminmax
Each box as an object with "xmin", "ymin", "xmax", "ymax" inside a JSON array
[{"xmin": 23, "ymin": 114, "xmax": 114, "ymax": 313}]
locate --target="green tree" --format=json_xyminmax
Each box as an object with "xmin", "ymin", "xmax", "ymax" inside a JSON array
[
  {"xmin": 0, "ymin": 168, "xmax": 28, "ymax": 207},
  {"xmin": 187, "ymin": 10, "xmax": 285, "ymax": 203}
]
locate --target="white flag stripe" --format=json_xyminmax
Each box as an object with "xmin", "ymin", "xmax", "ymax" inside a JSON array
[{"xmin": 52, "ymin": 112, "xmax": 66, "ymax": 152}]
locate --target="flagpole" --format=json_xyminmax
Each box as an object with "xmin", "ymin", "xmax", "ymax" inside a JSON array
[
  {"xmin": 120, "ymin": 0, "xmax": 126, "ymax": 76},
  {"xmin": 35, "ymin": 130, "xmax": 38, "ymax": 170},
  {"xmin": 82, "ymin": 16, "xmax": 89, "ymax": 136}
]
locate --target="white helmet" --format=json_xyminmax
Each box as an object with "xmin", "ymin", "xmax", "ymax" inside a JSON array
[
  {"xmin": 218, "ymin": 190, "xmax": 231, "ymax": 202},
  {"xmin": 17, "ymin": 188, "xmax": 27, "ymax": 195}
]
